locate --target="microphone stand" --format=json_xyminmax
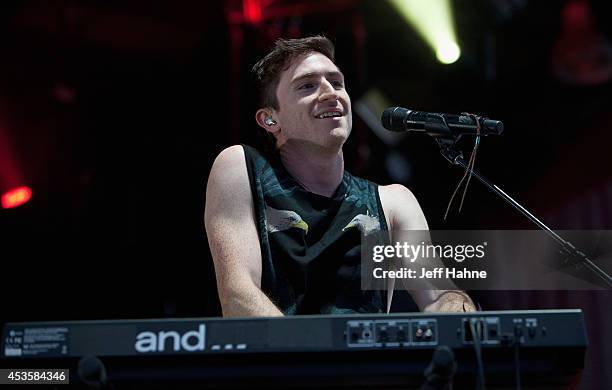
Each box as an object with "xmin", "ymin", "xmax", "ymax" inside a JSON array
[{"xmin": 435, "ymin": 137, "xmax": 612, "ymax": 287}]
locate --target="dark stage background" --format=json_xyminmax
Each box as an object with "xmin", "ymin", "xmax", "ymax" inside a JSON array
[{"xmin": 0, "ymin": 0, "xmax": 610, "ymax": 387}]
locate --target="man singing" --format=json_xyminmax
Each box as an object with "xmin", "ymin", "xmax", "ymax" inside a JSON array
[{"xmin": 205, "ymin": 36, "xmax": 475, "ymax": 317}]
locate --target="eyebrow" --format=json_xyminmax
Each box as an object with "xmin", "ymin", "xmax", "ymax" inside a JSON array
[{"xmin": 290, "ymin": 71, "xmax": 345, "ymax": 86}]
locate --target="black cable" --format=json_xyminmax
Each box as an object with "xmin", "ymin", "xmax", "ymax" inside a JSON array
[
  {"xmin": 470, "ymin": 319, "xmax": 486, "ymax": 390},
  {"xmin": 514, "ymin": 335, "xmax": 522, "ymax": 390}
]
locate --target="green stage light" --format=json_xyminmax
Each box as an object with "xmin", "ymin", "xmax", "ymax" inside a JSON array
[
  {"xmin": 436, "ymin": 40, "xmax": 461, "ymax": 64},
  {"xmin": 388, "ymin": 0, "xmax": 461, "ymax": 64}
]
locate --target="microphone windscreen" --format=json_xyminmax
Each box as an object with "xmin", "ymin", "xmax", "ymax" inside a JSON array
[
  {"xmin": 381, "ymin": 107, "xmax": 409, "ymax": 132},
  {"xmin": 78, "ymin": 355, "xmax": 108, "ymax": 386},
  {"xmin": 432, "ymin": 345, "xmax": 455, "ymax": 370},
  {"xmin": 483, "ymin": 119, "xmax": 504, "ymax": 135}
]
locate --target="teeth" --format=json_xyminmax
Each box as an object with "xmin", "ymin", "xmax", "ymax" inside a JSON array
[{"xmin": 317, "ymin": 112, "xmax": 342, "ymax": 119}]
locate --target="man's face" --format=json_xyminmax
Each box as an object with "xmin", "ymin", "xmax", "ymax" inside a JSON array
[{"xmin": 273, "ymin": 52, "xmax": 352, "ymax": 151}]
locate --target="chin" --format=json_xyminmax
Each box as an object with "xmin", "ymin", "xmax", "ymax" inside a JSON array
[
  {"xmin": 330, "ymin": 126, "xmax": 350, "ymax": 139},
  {"xmin": 325, "ymin": 128, "xmax": 350, "ymax": 148}
]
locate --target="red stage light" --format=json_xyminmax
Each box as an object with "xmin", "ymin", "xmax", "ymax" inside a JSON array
[
  {"xmin": 243, "ymin": 0, "xmax": 263, "ymax": 24},
  {"xmin": 1, "ymin": 186, "xmax": 32, "ymax": 209}
]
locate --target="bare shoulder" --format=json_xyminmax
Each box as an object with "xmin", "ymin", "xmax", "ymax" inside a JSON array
[
  {"xmin": 214, "ymin": 144, "xmax": 245, "ymax": 161},
  {"xmin": 379, "ymin": 183, "xmax": 417, "ymax": 200},
  {"xmin": 205, "ymin": 145, "xmax": 252, "ymax": 219},
  {"xmin": 378, "ymin": 184, "xmax": 420, "ymax": 213},
  {"xmin": 208, "ymin": 145, "xmax": 247, "ymax": 184},
  {"xmin": 207, "ymin": 145, "xmax": 249, "ymax": 193},
  {"xmin": 378, "ymin": 184, "xmax": 428, "ymax": 231}
]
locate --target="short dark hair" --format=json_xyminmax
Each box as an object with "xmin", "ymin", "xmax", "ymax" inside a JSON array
[{"xmin": 252, "ymin": 35, "xmax": 336, "ymax": 110}]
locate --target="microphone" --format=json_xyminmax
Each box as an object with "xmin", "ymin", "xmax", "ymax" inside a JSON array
[
  {"xmin": 78, "ymin": 355, "xmax": 115, "ymax": 389},
  {"xmin": 421, "ymin": 345, "xmax": 457, "ymax": 390},
  {"xmin": 381, "ymin": 107, "xmax": 503, "ymax": 138}
]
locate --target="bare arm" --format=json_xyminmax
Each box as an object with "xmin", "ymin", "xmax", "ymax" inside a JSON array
[
  {"xmin": 204, "ymin": 145, "xmax": 283, "ymax": 317},
  {"xmin": 378, "ymin": 184, "xmax": 476, "ymax": 312}
]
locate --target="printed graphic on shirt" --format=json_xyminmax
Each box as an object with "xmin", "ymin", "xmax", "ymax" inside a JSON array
[
  {"xmin": 342, "ymin": 211, "xmax": 381, "ymax": 236},
  {"xmin": 265, "ymin": 204, "xmax": 309, "ymax": 234}
]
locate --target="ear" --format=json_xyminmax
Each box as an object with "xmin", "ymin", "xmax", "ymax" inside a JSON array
[{"xmin": 255, "ymin": 109, "xmax": 280, "ymax": 136}]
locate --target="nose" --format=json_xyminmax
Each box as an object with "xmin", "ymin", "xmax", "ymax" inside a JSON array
[{"xmin": 318, "ymin": 78, "xmax": 339, "ymax": 102}]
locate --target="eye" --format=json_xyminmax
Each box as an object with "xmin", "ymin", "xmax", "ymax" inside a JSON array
[
  {"xmin": 331, "ymin": 80, "xmax": 344, "ymax": 88},
  {"xmin": 298, "ymin": 83, "xmax": 314, "ymax": 90}
]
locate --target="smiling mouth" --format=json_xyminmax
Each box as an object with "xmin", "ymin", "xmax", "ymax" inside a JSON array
[{"xmin": 315, "ymin": 112, "xmax": 343, "ymax": 119}]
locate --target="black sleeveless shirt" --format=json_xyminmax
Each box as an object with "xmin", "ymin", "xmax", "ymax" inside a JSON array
[{"xmin": 243, "ymin": 145, "xmax": 389, "ymax": 315}]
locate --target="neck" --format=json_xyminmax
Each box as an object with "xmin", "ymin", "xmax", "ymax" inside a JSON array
[{"xmin": 279, "ymin": 143, "xmax": 344, "ymax": 198}]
